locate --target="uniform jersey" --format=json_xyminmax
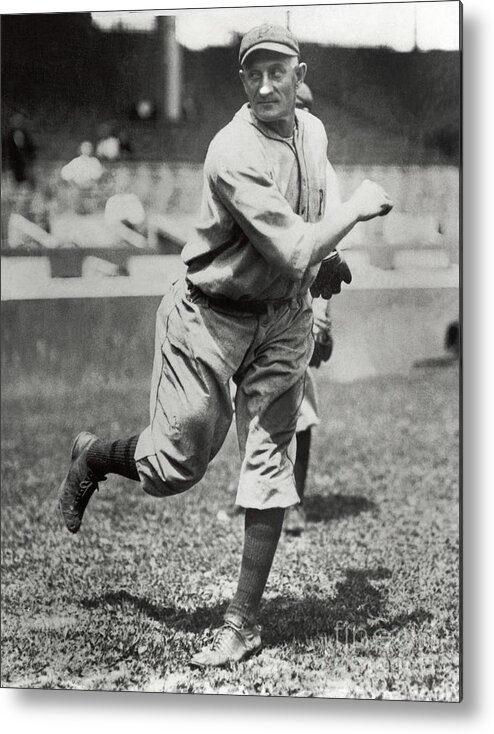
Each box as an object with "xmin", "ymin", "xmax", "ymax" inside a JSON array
[{"xmin": 182, "ymin": 104, "xmax": 329, "ymax": 302}]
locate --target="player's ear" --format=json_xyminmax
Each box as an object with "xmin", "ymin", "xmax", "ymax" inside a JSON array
[
  {"xmin": 239, "ymin": 68, "xmax": 250, "ymax": 95},
  {"xmin": 296, "ymin": 62, "xmax": 307, "ymax": 85}
]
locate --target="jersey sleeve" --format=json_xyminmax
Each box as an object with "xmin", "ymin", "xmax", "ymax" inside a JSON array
[
  {"xmin": 323, "ymin": 160, "xmax": 342, "ymax": 217},
  {"xmin": 209, "ymin": 149, "xmax": 315, "ymax": 281}
]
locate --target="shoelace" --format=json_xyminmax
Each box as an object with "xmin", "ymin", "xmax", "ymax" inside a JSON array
[
  {"xmin": 210, "ymin": 622, "xmax": 245, "ymax": 655},
  {"xmin": 75, "ymin": 472, "xmax": 106, "ymax": 501}
]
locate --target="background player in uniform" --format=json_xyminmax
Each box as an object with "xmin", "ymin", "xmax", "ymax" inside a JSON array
[
  {"xmin": 284, "ymin": 82, "xmax": 352, "ymax": 535},
  {"xmin": 58, "ymin": 24, "xmax": 392, "ymax": 668}
]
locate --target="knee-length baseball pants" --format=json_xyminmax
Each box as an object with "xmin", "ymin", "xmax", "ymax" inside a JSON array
[{"xmin": 135, "ymin": 278, "xmax": 314, "ymax": 509}]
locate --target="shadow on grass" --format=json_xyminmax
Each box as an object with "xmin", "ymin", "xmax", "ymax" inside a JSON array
[
  {"xmin": 81, "ymin": 567, "xmax": 432, "ymax": 646},
  {"xmin": 81, "ymin": 590, "xmax": 227, "ymax": 630},
  {"xmin": 304, "ymin": 493, "xmax": 377, "ymax": 522},
  {"xmin": 261, "ymin": 568, "xmax": 432, "ymax": 646}
]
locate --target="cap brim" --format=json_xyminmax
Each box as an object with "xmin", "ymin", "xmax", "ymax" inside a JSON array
[{"xmin": 241, "ymin": 42, "xmax": 299, "ymax": 65}]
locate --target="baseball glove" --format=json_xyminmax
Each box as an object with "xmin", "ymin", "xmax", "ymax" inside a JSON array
[
  {"xmin": 310, "ymin": 251, "xmax": 352, "ymax": 299},
  {"xmin": 309, "ymin": 330, "xmax": 333, "ymax": 368},
  {"xmin": 309, "ymin": 308, "xmax": 334, "ymax": 368}
]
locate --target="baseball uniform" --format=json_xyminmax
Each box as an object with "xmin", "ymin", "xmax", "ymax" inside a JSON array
[{"xmin": 135, "ymin": 103, "xmax": 330, "ymax": 509}]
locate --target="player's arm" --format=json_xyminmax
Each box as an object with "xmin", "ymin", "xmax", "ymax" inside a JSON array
[
  {"xmin": 310, "ymin": 160, "xmax": 353, "ymax": 299},
  {"xmin": 308, "ymin": 179, "xmax": 393, "ymax": 266},
  {"xmin": 211, "ymin": 150, "xmax": 392, "ymax": 280},
  {"xmin": 310, "ymin": 135, "xmax": 392, "ymax": 266}
]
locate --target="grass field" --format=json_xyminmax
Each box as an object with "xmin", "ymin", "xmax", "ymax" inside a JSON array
[{"xmin": 1, "ymin": 364, "xmax": 460, "ymax": 700}]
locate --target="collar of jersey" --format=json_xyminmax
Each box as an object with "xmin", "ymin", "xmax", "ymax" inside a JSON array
[{"xmin": 236, "ymin": 103, "xmax": 302, "ymax": 144}]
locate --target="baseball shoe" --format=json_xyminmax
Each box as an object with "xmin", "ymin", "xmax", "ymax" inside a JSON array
[
  {"xmin": 190, "ymin": 616, "xmax": 262, "ymax": 668},
  {"xmin": 58, "ymin": 432, "xmax": 105, "ymax": 534},
  {"xmin": 284, "ymin": 505, "xmax": 306, "ymax": 535}
]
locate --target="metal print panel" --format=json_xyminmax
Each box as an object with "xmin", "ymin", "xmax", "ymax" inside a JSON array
[{"xmin": 1, "ymin": 1, "xmax": 461, "ymax": 701}]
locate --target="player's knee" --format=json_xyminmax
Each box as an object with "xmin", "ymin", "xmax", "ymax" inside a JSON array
[
  {"xmin": 138, "ymin": 459, "xmax": 206, "ymax": 498},
  {"xmin": 140, "ymin": 475, "xmax": 192, "ymax": 498}
]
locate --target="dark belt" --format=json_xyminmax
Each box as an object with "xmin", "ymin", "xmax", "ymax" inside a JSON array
[{"xmin": 186, "ymin": 280, "xmax": 298, "ymax": 315}]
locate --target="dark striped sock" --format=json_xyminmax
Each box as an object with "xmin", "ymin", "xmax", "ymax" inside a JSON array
[
  {"xmin": 294, "ymin": 428, "xmax": 312, "ymax": 503},
  {"xmin": 226, "ymin": 507, "xmax": 284, "ymax": 627},
  {"xmin": 87, "ymin": 435, "xmax": 140, "ymax": 481}
]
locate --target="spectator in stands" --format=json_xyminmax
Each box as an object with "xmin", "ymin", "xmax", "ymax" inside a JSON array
[
  {"xmin": 29, "ymin": 184, "xmax": 55, "ymax": 234},
  {"xmin": 60, "ymin": 142, "xmax": 105, "ymax": 215},
  {"xmin": 61, "ymin": 142, "xmax": 104, "ymax": 188},
  {"xmin": 130, "ymin": 98, "xmax": 157, "ymax": 121},
  {"xmin": 96, "ymin": 123, "xmax": 121, "ymax": 161},
  {"xmin": 117, "ymin": 129, "xmax": 133, "ymax": 159},
  {"xmin": 104, "ymin": 167, "xmax": 146, "ymax": 235},
  {"xmin": 2, "ymin": 112, "xmax": 37, "ymax": 189},
  {"xmin": 182, "ymin": 84, "xmax": 200, "ymax": 122}
]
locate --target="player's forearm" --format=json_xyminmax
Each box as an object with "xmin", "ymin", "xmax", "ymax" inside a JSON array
[
  {"xmin": 308, "ymin": 179, "xmax": 393, "ymax": 266},
  {"xmin": 308, "ymin": 200, "xmax": 359, "ymax": 266}
]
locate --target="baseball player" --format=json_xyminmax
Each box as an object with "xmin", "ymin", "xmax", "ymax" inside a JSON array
[
  {"xmin": 58, "ymin": 24, "xmax": 392, "ymax": 667},
  {"xmin": 284, "ymin": 82, "xmax": 350, "ymax": 535}
]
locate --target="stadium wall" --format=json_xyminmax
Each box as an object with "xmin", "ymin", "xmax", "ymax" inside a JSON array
[{"xmin": 1, "ymin": 287, "xmax": 458, "ymax": 387}]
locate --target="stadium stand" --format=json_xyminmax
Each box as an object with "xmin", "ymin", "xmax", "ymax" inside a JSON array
[{"xmin": 2, "ymin": 14, "xmax": 460, "ymax": 166}]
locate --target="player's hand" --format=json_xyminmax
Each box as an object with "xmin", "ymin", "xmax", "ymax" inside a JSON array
[
  {"xmin": 351, "ymin": 179, "xmax": 393, "ymax": 222},
  {"xmin": 309, "ymin": 328, "xmax": 334, "ymax": 368},
  {"xmin": 310, "ymin": 251, "xmax": 352, "ymax": 299}
]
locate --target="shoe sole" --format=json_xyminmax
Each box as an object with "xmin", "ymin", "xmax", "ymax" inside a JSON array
[{"xmin": 58, "ymin": 432, "xmax": 98, "ymax": 534}]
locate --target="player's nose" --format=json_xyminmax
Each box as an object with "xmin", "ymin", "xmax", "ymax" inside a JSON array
[{"xmin": 259, "ymin": 74, "xmax": 274, "ymax": 96}]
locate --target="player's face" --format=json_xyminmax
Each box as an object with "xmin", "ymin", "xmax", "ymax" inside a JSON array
[{"xmin": 240, "ymin": 51, "xmax": 307, "ymax": 134}]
